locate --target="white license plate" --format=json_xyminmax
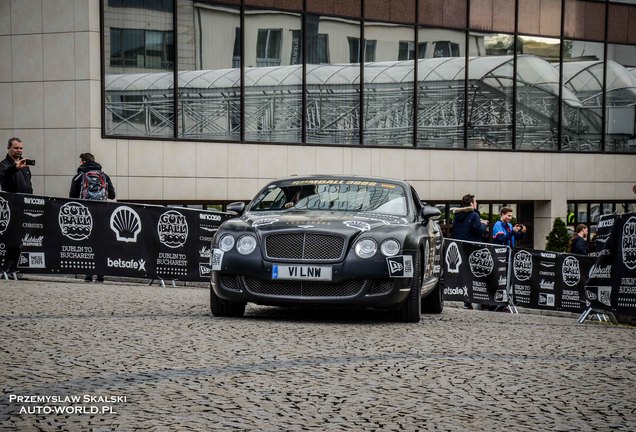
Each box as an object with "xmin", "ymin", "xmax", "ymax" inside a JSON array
[{"xmin": 272, "ymin": 264, "xmax": 332, "ymax": 281}]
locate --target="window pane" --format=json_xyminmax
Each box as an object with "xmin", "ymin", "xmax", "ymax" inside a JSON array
[
  {"xmin": 515, "ymin": 36, "xmax": 561, "ymax": 151},
  {"xmin": 103, "ymin": 1, "xmax": 174, "ymax": 138},
  {"xmin": 562, "ymin": 40, "xmax": 604, "ymax": 151},
  {"xmin": 244, "ymin": 10, "xmax": 302, "ymax": 143},
  {"xmin": 416, "ymin": 27, "xmax": 465, "ymax": 148},
  {"xmin": 578, "ymin": 204, "xmax": 589, "ymax": 223},
  {"xmin": 466, "ymin": 32, "xmax": 514, "ymax": 149},
  {"xmin": 306, "ymin": 15, "xmax": 361, "ymax": 144},
  {"xmin": 605, "ymin": 43, "xmax": 636, "ymax": 152},
  {"xmin": 363, "ymin": 21, "xmax": 414, "ymax": 146},
  {"xmin": 174, "ymin": 2, "xmax": 241, "ymax": 141}
]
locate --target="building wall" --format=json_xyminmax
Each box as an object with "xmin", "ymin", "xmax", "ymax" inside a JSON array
[{"xmin": 0, "ymin": 0, "xmax": 635, "ymax": 250}]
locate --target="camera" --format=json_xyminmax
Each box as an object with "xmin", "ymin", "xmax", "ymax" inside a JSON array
[{"xmin": 25, "ymin": 159, "xmax": 35, "ymax": 166}]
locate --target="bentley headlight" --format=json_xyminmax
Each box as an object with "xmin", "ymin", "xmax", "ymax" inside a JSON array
[
  {"xmin": 355, "ymin": 238, "xmax": 377, "ymax": 259},
  {"xmin": 219, "ymin": 234, "xmax": 235, "ymax": 252},
  {"xmin": 237, "ymin": 235, "xmax": 257, "ymax": 255},
  {"xmin": 380, "ymin": 239, "xmax": 400, "ymax": 256}
]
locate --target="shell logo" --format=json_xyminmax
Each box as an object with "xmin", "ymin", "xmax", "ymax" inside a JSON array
[{"xmin": 110, "ymin": 206, "xmax": 142, "ymax": 243}]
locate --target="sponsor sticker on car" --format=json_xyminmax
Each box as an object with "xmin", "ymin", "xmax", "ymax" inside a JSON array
[
  {"xmin": 272, "ymin": 264, "xmax": 332, "ymax": 281},
  {"xmin": 386, "ymin": 255, "xmax": 413, "ymax": 278},
  {"xmin": 211, "ymin": 249, "xmax": 224, "ymax": 271}
]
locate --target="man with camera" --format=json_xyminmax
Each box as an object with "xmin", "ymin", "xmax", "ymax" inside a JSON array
[
  {"xmin": 0, "ymin": 137, "xmax": 34, "ymax": 194},
  {"xmin": 492, "ymin": 206, "xmax": 526, "ymax": 247},
  {"xmin": 0, "ymin": 137, "xmax": 34, "ymax": 279}
]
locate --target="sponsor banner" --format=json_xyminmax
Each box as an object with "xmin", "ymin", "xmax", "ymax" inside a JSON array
[
  {"xmin": 594, "ymin": 214, "xmax": 619, "ymax": 255},
  {"xmin": 0, "ymin": 192, "xmax": 231, "ymax": 281},
  {"xmin": 511, "ymin": 248, "xmax": 558, "ymax": 309},
  {"xmin": 556, "ymin": 253, "xmax": 595, "ymax": 313},
  {"xmin": 585, "ymin": 212, "xmax": 636, "ymax": 317},
  {"xmin": 0, "ymin": 193, "xmax": 37, "ymax": 270},
  {"xmin": 511, "ymin": 247, "xmax": 596, "ymax": 313},
  {"xmin": 442, "ymin": 239, "xmax": 509, "ymax": 306}
]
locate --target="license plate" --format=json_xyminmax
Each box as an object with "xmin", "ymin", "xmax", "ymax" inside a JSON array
[{"xmin": 272, "ymin": 264, "xmax": 332, "ymax": 281}]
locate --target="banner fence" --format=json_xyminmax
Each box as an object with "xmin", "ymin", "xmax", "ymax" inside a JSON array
[
  {"xmin": 443, "ymin": 212, "xmax": 636, "ymax": 318},
  {"xmin": 0, "ymin": 192, "xmax": 232, "ymax": 282}
]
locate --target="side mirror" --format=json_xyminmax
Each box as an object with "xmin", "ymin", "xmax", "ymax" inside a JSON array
[
  {"xmin": 226, "ymin": 201, "xmax": 246, "ymax": 215},
  {"xmin": 421, "ymin": 205, "xmax": 441, "ymax": 221}
]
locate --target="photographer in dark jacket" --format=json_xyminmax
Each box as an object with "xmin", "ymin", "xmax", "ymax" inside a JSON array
[
  {"xmin": 0, "ymin": 137, "xmax": 34, "ymax": 279},
  {"xmin": 452, "ymin": 194, "xmax": 489, "ymax": 309},
  {"xmin": 0, "ymin": 137, "xmax": 33, "ymax": 194}
]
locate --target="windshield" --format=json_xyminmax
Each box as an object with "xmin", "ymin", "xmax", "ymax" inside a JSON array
[{"xmin": 249, "ymin": 180, "xmax": 408, "ymax": 216}]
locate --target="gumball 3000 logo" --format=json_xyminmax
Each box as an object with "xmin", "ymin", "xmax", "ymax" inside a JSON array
[
  {"xmin": 562, "ymin": 255, "xmax": 581, "ymax": 287},
  {"xmin": 623, "ymin": 216, "xmax": 636, "ymax": 270},
  {"xmin": 59, "ymin": 202, "xmax": 93, "ymax": 241},
  {"xmin": 157, "ymin": 210, "xmax": 188, "ymax": 248},
  {"xmin": 0, "ymin": 197, "xmax": 9, "ymax": 234},
  {"xmin": 513, "ymin": 250, "xmax": 532, "ymax": 281},
  {"xmin": 468, "ymin": 248, "xmax": 494, "ymax": 277}
]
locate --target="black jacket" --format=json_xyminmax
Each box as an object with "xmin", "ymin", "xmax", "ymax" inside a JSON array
[
  {"xmin": 0, "ymin": 154, "xmax": 33, "ymax": 194},
  {"xmin": 69, "ymin": 161, "xmax": 116, "ymax": 200},
  {"xmin": 452, "ymin": 207, "xmax": 487, "ymax": 242},
  {"xmin": 569, "ymin": 236, "xmax": 589, "ymax": 255}
]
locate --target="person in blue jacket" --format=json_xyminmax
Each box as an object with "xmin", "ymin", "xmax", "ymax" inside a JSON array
[
  {"xmin": 452, "ymin": 194, "xmax": 489, "ymax": 309},
  {"xmin": 492, "ymin": 206, "xmax": 526, "ymax": 247}
]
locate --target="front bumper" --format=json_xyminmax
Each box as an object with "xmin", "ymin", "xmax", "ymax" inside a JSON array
[{"xmin": 210, "ymin": 247, "xmax": 416, "ymax": 308}]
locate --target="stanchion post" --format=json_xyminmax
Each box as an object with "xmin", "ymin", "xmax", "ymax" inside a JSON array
[{"xmin": 505, "ymin": 245, "xmax": 518, "ymax": 314}]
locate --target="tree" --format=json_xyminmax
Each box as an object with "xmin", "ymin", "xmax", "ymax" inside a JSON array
[{"xmin": 545, "ymin": 217, "xmax": 570, "ymax": 252}]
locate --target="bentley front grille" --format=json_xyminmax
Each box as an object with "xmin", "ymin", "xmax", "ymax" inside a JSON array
[
  {"xmin": 264, "ymin": 233, "xmax": 345, "ymax": 261},
  {"xmin": 242, "ymin": 277, "xmax": 364, "ymax": 297}
]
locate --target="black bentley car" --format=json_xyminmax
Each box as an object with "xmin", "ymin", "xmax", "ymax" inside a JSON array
[{"xmin": 210, "ymin": 176, "xmax": 443, "ymax": 322}]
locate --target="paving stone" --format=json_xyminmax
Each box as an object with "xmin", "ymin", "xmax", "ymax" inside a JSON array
[{"xmin": 0, "ymin": 278, "xmax": 635, "ymax": 431}]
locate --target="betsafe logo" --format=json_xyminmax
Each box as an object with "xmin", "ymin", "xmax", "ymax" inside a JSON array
[{"xmin": 107, "ymin": 257, "xmax": 146, "ymax": 272}]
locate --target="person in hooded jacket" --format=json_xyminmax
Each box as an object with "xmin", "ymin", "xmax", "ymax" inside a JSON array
[
  {"xmin": 69, "ymin": 152, "xmax": 116, "ymax": 283},
  {"xmin": 452, "ymin": 194, "xmax": 489, "ymax": 309},
  {"xmin": 69, "ymin": 153, "xmax": 116, "ymax": 201}
]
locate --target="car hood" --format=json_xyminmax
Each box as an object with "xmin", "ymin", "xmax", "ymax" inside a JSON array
[{"xmin": 224, "ymin": 210, "xmax": 409, "ymax": 235}]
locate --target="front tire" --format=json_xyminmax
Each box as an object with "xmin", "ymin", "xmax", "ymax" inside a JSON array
[
  {"xmin": 210, "ymin": 286, "xmax": 246, "ymax": 317},
  {"xmin": 391, "ymin": 250, "xmax": 422, "ymax": 323}
]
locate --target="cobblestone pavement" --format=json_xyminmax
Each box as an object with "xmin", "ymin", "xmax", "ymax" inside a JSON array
[{"xmin": 1, "ymin": 277, "xmax": 635, "ymax": 431}]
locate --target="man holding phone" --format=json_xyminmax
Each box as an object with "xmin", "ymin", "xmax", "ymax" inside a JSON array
[
  {"xmin": 0, "ymin": 137, "xmax": 34, "ymax": 194},
  {"xmin": 0, "ymin": 137, "xmax": 34, "ymax": 279}
]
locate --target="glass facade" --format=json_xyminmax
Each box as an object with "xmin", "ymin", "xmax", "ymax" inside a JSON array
[{"xmin": 102, "ymin": 0, "xmax": 636, "ymax": 153}]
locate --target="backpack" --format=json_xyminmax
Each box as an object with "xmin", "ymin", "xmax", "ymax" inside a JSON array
[{"xmin": 80, "ymin": 170, "xmax": 108, "ymax": 201}]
